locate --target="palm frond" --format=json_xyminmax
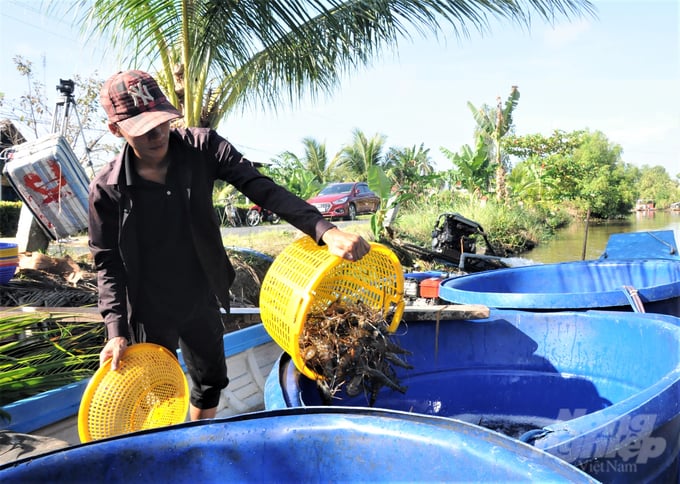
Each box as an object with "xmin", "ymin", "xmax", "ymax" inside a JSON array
[
  {"xmin": 0, "ymin": 310, "xmax": 104, "ymax": 408},
  {"xmin": 68, "ymin": 0, "xmax": 595, "ymax": 127}
]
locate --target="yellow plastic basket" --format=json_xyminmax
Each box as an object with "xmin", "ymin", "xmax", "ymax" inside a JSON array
[
  {"xmin": 78, "ymin": 343, "xmax": 189, "ymax": 443},
  {"xmin": 260, "ymin": 236, "xmax": 404, "ymax": 380}
]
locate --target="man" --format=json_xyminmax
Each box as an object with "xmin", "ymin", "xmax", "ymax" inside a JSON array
[{"xmin": 89, "ymin": 70, "xmax": 370, "ymax": 420}]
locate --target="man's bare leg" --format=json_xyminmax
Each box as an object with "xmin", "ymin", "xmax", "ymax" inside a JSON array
[{"xmin": 190, "ymin": 404, "xmax": 216, "ymax": 421}]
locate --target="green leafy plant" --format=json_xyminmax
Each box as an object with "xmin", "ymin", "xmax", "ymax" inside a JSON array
[
  {"xmin": 367, "ymin": 165, "xmax": 414, "ymax": 241},
  {"xmin": 0, "ymin": 310, "xmax": 103, "ymax": 422}
]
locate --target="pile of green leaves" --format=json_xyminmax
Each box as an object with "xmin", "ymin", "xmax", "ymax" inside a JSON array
[{"xmin": 0, "ymin": 310, "xmax": 103, "ymax": 421}]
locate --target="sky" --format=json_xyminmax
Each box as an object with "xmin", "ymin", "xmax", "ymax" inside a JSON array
[{"xmin": 1, "ymin": 0, "xmax": 678, "ymax": 177}]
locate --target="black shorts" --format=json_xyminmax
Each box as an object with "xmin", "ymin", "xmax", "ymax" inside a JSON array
[{"xmin": 135, "ymin": 299, "xmax": 228, "ymax": 410}]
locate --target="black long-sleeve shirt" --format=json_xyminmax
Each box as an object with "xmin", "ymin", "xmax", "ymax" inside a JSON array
[{"xmin": 88, "ymin": 127, "xmax": 334, "ymax": 340}]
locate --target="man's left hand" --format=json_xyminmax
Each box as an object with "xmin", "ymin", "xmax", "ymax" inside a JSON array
[{"xmin": 321, "ymin": 227, "xmax": 371, "ymax": 261}]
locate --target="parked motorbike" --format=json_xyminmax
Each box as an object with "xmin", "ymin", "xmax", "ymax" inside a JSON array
[{"xmin": 246, "ymin": 205, "xmax": 281, "ymax": 226}]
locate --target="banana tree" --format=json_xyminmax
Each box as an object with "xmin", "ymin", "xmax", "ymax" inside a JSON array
[
  {"xmin": 468, "ymin": 86, "xmax": 520, "ymax": 201},
  {"xmin": 441, "ymin": 134, "xmax": 494, "ymax": 195},
  {"xmin": 268, "ymin": 151, "xmax": 323, "ymax": 199},
  {"xmin": 367, "ymin": 165, "xmax": 414, "ymax": 241}
]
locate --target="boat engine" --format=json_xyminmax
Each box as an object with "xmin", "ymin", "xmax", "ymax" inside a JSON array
[
  {"xmin": 401, "ymin": 213, "xmax": 506, "ymax": 274},
  {"xmin": 431, "ymin": 213, "xmax": 487, "ymax": 259}
]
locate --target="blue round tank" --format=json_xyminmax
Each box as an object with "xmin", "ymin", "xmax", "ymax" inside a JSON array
[
  {"xmin": 265, "ymin": 310, "xmax": 680, "ymax": 483},
  {"xmin": 0, "ymin": 408, "xmax": 596, "ymax": 483},
  {"xmin": 438, "ymin": 259, "xmax": 680, "ymax": 316}
]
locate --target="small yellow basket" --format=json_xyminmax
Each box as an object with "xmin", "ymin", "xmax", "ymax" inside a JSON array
[
  {"xmin": 260, "ymin": 236, "xmax": 404, "ymax": 380},
  {"xmin": 78, "ymin": 343, "xmax": 189, "ymax": 443}
]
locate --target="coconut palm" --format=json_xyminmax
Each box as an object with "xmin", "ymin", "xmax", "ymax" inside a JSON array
[
  {"xmin": 72, "ymin": 0, "xmax": 595, "ymax": 129},
  {"xmin": 295, "ymin": 137, "xmax": 344, "ymax": 184},
  {"xmin": 384, "ymin": 144, "xmax": 435, "ymax": 189},
  {"xmin": 337, "ymin": 129, "xmax": 387, "ymax": 181}
]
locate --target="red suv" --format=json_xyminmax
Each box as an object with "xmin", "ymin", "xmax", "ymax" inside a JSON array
[{"xmin": 307, "ymin": 182, "xmax": 380, "ymax": 220}]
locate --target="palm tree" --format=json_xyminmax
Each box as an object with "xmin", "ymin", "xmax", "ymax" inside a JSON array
[
  {"xmin": 384, "ymin": 144, "xmax": 435, "ymax": 189},
  {"xmin": 72, "ymin": 1, "xmax": 594, "ymax": 129},
  {"xmin": 338, "ymin": 129, "xmax": 387, "ymax": 180},
  {"xmin": 297, "ymin": 137, "xmax": 343, "ymax": 184}
]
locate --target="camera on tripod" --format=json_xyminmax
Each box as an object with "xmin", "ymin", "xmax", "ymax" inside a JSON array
[
  {"xmin": 56, "ymin": 79, "xmax": 75, "ymax": 96},
  {"xmin": 49, "ymin": 77, "xmax": 94, "ymax": 176}
]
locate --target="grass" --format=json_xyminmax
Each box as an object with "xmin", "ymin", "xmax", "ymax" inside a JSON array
[{"xmin": 221, "ymin": 222, "xmax": 374, "ymax": 257}]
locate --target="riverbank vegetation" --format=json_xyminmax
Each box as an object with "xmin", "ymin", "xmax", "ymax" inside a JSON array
[{"xmin": 216, "ymin": 87, "xmax": 679, "ymax": 256}]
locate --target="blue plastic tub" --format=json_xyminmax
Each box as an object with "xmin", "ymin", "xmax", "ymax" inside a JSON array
[
  {"xmin": 0, "ymin": 408, "xmax": 596, "ymax": 483},
  {"xmin": 404, "ymin": 270, "xmax": 449, "ymax": 281},
  {"xmin": 0, "ymin": 242, "xmax": 18, "ymax": 284},
  {"xmin": 599, "ymin": 230, "xmax": 680, "ymax": 261},
  {"xmin": 438, "ymin": 259, "xmax": 680, "ymax": 316},
  {"xmin": 265, "ymin": 310, "xmax": 680, "ymax": 483}
]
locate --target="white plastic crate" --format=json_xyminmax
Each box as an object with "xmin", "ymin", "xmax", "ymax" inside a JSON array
[{"xmin": 3, "ymin": 134, "xmax": 90, "ymax": 240}]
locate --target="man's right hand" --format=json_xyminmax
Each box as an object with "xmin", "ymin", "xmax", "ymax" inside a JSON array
[{"xmin": 100, "ymin": 336, "xmax": 128, "ymax": 370}]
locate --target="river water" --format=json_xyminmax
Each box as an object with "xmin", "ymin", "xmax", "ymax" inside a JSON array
[{"xmin": 522, "ymin": 211, "xmax": 680, "ymax": 264}]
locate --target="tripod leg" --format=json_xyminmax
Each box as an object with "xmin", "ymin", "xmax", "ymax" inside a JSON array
[
  {"xmin": 69, "ymin": 102, "xmax": 95, "ymax": 177},
  {"xmin": 50, "ymin": 94, "xmax": 95, "ymax": 178},
  {"xmin": 220, "ymin": 206, "xmax": 228, "ymax": 226}
]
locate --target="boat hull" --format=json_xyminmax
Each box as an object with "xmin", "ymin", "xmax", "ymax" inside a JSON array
[{"xmin": 1, "ymin": 317, "xmax": 276, "ymax": 457}]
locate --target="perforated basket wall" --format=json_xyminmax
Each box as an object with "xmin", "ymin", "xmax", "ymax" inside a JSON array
[
  {"xmin": 78, "ymin": 343, "xmax": 189, "ymax": 443},
  {"xmin": 260, "ymin": 236, "xmax": 404, "ymax": 380}
]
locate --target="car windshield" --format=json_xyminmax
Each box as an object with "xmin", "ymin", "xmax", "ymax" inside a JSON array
[{"xmin": 319, "ymin": 184, "xmax": 352, "ymax": 195}]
